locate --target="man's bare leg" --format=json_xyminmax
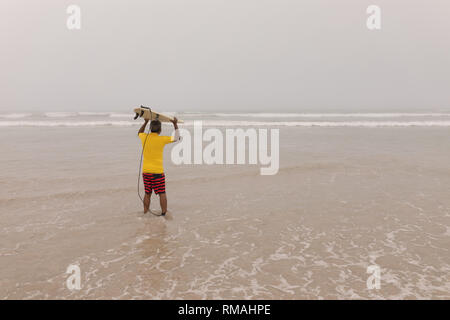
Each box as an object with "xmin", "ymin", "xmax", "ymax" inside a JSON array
[
  {"xmin": 144, "ymin": 192, "xmax": 151, "ymax": 213},
  {"xmin": 159, "ymin": 193, "xmax": 167, "ymax": 215}
]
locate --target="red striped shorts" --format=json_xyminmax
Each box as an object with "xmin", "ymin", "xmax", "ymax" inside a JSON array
[{"xmin": 142, "ymin": 173, "xmax": 166, "ymax": 195}]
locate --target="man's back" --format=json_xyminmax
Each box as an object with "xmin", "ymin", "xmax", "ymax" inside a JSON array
[{"xmin": 139, "ymin": 133, "xmax": 174, "ymax": 174}]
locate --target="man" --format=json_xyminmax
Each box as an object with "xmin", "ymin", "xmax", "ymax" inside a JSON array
[{"xmin": 138, "ymin": 117, "xmax": 180, "ymax": 215}]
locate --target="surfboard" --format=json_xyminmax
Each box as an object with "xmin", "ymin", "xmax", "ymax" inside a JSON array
[{"xmin": 133, "ymin": 107, "xmax": 184, "ymax": 123}]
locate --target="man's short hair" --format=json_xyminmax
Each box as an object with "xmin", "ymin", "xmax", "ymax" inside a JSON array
[{"xmin": 150, "ymin": 120, "xmax": 162, "ymax": 133}]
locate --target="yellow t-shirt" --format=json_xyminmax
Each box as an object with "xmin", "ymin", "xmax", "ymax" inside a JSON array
[{"xmin": 139, "ymin": 133, "xmax": 174, "ymax": 174}]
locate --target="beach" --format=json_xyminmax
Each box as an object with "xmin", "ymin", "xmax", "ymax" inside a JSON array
[{"xmin": 1, "ymin": 113, "xmax": 449, "ymax": 299}]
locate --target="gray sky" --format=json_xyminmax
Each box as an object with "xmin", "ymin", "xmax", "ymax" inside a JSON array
[{"xmin": 1, "ymin": 0, "xmax": 449, "ymax": 112}]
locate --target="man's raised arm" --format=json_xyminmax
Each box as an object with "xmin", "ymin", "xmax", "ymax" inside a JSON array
[
  {"xmin": 138, "ymin": 119, "xmax": 149, "ymax": 135},
  {"xmin": 170, "ymin": 117, "xmax": 181, "ymax": 142}
]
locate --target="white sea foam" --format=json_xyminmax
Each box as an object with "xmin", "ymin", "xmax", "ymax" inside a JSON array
[
  {"xmin": 211, "ymin": 113, "xmax": 450, "ymax": 118},
  {"xmin": 44, "ymin": 112, "xmax": 78, "ymax": 118},
  {"xmin": 109, "ymin": 113, "xmax": 133, "ymax": 118},
  {"xmin": 0, "ymin": 121, "xmax": 136, "ymax": 127},
  {"xmin": 0, "ymin": 113, "xmax": 32, "ymax": 119},
  {"xmin": 188, "ymin": 120, "xmax": 450, "ymax": 127},
  {"xmin": 77, "ymin": 112, "xmax": 111, "ymax": 116},
  {"xmin": 1, "ymin": 120, "xmax": 450, "ymax": 127}
]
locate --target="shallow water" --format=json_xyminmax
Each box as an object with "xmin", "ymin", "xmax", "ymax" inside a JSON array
[{"xmin": 1, "ymin": 125, "xmax": 449, "ymax": 299}]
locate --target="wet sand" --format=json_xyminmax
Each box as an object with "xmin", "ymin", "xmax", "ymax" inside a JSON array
[{"xmin": 1, "ymin": 126, "xmax": 449, "ymax": 299}]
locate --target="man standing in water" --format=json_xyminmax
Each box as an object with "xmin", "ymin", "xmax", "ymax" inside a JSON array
[{"xmin": 138, "ymin": 117, "xmax": 179, "ymax": 215}]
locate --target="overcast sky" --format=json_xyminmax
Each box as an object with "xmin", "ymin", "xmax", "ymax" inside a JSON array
[{"xmin": 0, "ymin": 0, "xmax": 449, "ymax": 113}]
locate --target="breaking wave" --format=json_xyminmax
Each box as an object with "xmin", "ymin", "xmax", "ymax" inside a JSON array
[
  {"xmin": 211, "ymin": 113, "xmax": 450, "ymax": 118},
  {"xmin": 1, "ymin": 120, "xmax": 450, "ymax": 127},
  {"xmin": 0, "ymin": 113, "xmax": 32, "ymax": 119},
  {"xmin": 108, "ymin": 113, "xmax": 133, "ymax": 118},
  {"xmin": 0, "ymin": 121, "xmax": 136, "ymax": 127},
  {"xmin": 44, "ymin": 112, "xmax": 78, "ymax": 118}
]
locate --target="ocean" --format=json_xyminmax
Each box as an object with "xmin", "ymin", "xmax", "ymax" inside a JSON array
[
  {"xmin": 1, "ymin": 111, "xmax": 449, "ymax": 299},
  {"xmin": 2, "ymin": 111, "xmax": 450, "ymax": 127}
]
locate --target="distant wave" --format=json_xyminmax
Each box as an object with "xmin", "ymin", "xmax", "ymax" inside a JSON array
[
  {"xmin": 78, "ymin": 112, "xmax": 132, "ymax": 118},
  {"xmin": 196, "ymin": 120, "xmax": 450, "ymax": 127},
  {"xmin": 77, "ymin": 112, "xmax": 111, "ymax": 116},
  {"xmin": 44, "ymin": 112, "xmax": 78, "ymax": 118},
  {"xmin": 0, "ymin": 121, "xmax": 136, "ymax": 127},
  {"xmin": 0, "ymin": 113, "xmax": 32, "ymax": 119},
  {"xmin": 211, "ymin": 113, "xmax": 450, "ymax": 118},
  {"xmin": 109, "ymin": 113, "xmax": 133, "ymax": 118},
  {"xmin": 27, "ymin": 112, "xmax": 450, "ymax": 119},
  {"xmin": 44, "ymin": 112, "xmax": 134, "ymax": 118},
  {"xmin": 2, "ymin": 120, "xmax": 450, "ymax": 127}
]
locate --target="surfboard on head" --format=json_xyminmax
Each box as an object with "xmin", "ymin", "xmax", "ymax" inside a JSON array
[{"xmin": 133, "ymin": 107, "xmax": 184, "ymax": 123}]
